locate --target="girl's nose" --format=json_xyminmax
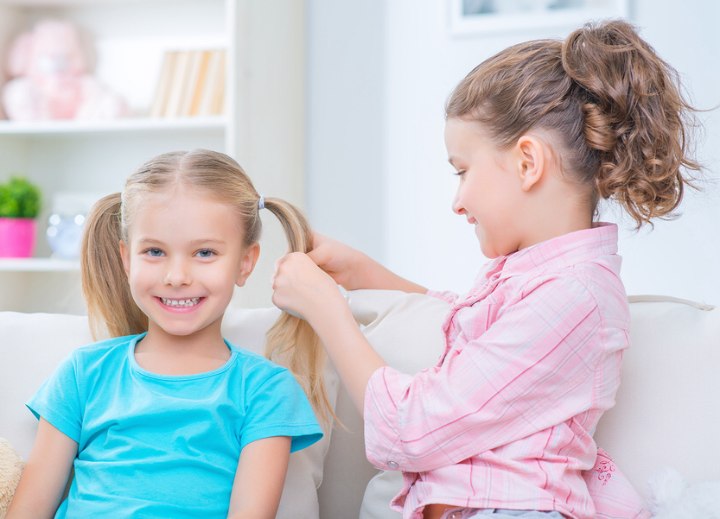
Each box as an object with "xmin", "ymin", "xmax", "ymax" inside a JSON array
[
  {"xmin": 452, "ymin": 193, "xmax": 465, "ymax": 216},
  {"xmin": 164, "ymin": 260, "xmax": 191, "ymax": 287}
]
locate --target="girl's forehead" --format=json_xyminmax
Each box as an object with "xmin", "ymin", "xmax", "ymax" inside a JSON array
[
  {"xmin": 128, "ymin": 188, "xmax": 244, "ymax": 232},
  {"xmin": 135, "ymin": 185, "xmax": 232, "ymax": 208}
]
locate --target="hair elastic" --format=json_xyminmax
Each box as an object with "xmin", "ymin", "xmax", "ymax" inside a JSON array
[{"xmin": 257, "ymin": 195, "xmax": 265, "ymax": 210}]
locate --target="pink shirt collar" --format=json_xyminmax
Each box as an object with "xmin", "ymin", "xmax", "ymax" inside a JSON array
[{"xmin": 478, "ymin": 222, "xmax": 619, "ymax": 285}]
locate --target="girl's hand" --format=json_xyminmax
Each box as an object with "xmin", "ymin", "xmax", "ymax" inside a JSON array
[
  {"xmin": 272, "ymin": 252, "xmax": 347, "ymax": 324},
  {"xmin": 308, "ymin": 233, "xmax": 367, "ymax": 289},
  {"xmin": 310, "ymin": 233, "xmax": 428, "ymax": 294},
  {"xmin": 273, "ymin": 251, "xmax": 387, "ymax": 414}
]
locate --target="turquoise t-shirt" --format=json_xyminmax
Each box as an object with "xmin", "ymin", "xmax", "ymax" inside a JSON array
[{"xmin": 27, "ymin": 333, "xmax": 323, "ymax": 518}]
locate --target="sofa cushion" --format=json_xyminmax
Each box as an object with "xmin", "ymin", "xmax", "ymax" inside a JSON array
[
  {"xmin": 594, "ymin": 295, "xmax": 720, "ymax": 498},
  {"xmin": 0, "ymin": 307, "xmax": 338, "ymax": 519}
]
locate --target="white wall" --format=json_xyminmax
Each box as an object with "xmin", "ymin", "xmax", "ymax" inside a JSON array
[
  {"xmin": 306, "ymin": 0, "xmax": 386, "ymax": 260},
  {"xmin": 308, "ymin": 0, "xmax": 720, "ymax": 305}
]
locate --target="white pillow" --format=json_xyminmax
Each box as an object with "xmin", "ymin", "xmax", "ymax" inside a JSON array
[
  {"xmin": 0, "ymin": 307, "xmax": 338, "ymax": 519},
  {"xmin": 594, "ymin": 295, "xmax": 720, "ymax": 498}
]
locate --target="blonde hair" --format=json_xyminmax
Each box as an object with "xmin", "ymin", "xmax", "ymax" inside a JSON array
[
  {"xmin": 81, "ymin": 149, "xmax": 334, "ymax": 425},
  {"xmin": 446, "ymin": 20, "xmax": 700, "ymax": 227}
]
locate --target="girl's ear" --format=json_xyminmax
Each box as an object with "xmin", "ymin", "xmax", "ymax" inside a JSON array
[
  {"xmin": 515, "ymin": 134, "xmax": 546, "ymax": 192},
  {"xmin": 119, "ymin": 240, "xmax": 130, "ymax": 276},
  {"xmin": 236, "ymin": 243, "xmax": 260, "ymax": 287}
]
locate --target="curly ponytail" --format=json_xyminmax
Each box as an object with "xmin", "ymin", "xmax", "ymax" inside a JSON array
[
  {"xmin": 446, "ymin": 19, "xmax": 700, "ymax": 228},
  {"xmin": 562, "ymin": 20, "xmax": 700, "ymax": 226}
]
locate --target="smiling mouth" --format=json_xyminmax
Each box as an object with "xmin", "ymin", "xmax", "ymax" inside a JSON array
[{"xmin": 160, "ymin": 297, "xmax": 201, "ymax": 308}]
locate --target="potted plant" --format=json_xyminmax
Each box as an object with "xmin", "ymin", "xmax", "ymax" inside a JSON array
[{"xmin": 0, "ymin": 176, "xmax": 42, "ymax": 257}]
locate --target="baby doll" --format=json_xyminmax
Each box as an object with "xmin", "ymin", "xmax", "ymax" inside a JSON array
[
  {"xmin": 0, "ymin": 438, "xmax": 23, "ymax": 519},
  {"xmin": 2, "ymin": 19, "xmax": 126, "ymax": 121}
]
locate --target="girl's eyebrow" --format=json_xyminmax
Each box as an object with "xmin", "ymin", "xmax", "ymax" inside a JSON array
[
  {"xmin": 188, "ymin": 238, "xmax": 226, "ymax": 246},
  {"xmin": 136, "ymin": 238, "xmax": 164, "ymax": 245},
  {"xmin": 136, "ymin": 238, "xmax": 226, "ymax": 246}
]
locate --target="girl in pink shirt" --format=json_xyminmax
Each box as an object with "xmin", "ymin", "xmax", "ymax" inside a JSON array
[{"xmin": 272, "ymin": 20, "xmax": 699, "ymax": 519}]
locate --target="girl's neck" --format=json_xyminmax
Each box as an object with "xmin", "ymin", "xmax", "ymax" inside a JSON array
[
  {"xmin": 518, "ymin": 212, "xmax": 593, "ymax": 251},
  {"xmin": 134, "ymin": 323, "xmax": 230, "ymax": 376},
  {"xmin": 518, "ymin": 163, "xmax": 595, "ymax": 251}
]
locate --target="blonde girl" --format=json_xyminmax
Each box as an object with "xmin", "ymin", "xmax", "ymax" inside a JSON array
[
  {"xmin": 271, "ymin": 20, "xmax": 699, "ymax": 519},
  {"xmin": 8, "ymin": 149, "xmax": 331, "ymax": 519}
]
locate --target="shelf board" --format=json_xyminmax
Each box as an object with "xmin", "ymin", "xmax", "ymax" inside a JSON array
[
  {"xmin": 0, "ymin": 258, "xmax": 80, "ymax": 272},
  {"xmin": 0, "ymin": 0, "xmax": 177, "ymax": 6},
  {"xmin": 0, "ymin": 116, "xmax": 227, "ymax": 136}
]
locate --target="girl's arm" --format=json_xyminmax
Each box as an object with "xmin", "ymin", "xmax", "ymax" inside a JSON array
[
  {"xmin": 7, "ymin": 419, "xmax": 77, "ymax": 519},
  {"xmin": 273, "ymin": 252, "xmax": 386, "ymax": 412},
  {"xmin": 309, "ymin": 233, "xmax": 427, "ymax": 293},
  {"xmin": 227, "ymin": 436, "xmax": 292, "ymax": 519}
]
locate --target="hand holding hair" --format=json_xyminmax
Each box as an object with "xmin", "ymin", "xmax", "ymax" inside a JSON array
[
  {"xmin": 308, "ymin": 232, "xmax": 427, "ymax": 294},
  {"xmin": 272, "ymin": 251, "xmax": 346, "ymax": 323}
]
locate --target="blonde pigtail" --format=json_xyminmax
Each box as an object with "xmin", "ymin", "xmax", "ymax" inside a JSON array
[
  {"xmin": 263, "ymin": 197, "xmax": 337, "ymax": 428},
  {"xmin": 80, "ymin": 193, "xmax": 147, "ymax": 339}
]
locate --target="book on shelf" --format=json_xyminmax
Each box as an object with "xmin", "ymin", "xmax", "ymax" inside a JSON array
[{"xmin": 150, "ymin": 48, "xmax": 226, "ymax": 119}]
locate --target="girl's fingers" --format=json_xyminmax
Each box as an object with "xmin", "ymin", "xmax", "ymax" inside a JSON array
[{"xmin": 307, "ymin": 245, "xmax": 329, "ymax": 266}]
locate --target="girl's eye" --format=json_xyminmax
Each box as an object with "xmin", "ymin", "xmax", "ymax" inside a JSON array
[
  {"xmin": 454, "ymin": 170, "xmax": 466, "ymax": 177},
  {"xmin": 144, "ymin": 248, "xmax": 164, "ymax": 257},
  {"xmin": 196, "ymin": 249, "xmax": 216, "ymax": 258}
]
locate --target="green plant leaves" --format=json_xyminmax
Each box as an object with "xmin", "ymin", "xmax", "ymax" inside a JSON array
[{"xmin": 0, "ymin": 177, "xmax": 42, "ymax": 218}]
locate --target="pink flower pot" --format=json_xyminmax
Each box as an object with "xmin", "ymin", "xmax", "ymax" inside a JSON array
[{"xmin": 0, "ymin": 218, "xmax": 36, "ymax": 258}]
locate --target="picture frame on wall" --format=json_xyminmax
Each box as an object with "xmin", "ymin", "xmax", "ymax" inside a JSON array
[{"xmin": 449, "ymin": 0, "xmax": 630, "ymax": 36}]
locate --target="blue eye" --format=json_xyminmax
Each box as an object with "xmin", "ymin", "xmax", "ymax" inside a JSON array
[
  {"xmin": 144, "ymin": 248, "xmax": 164, "ymax": 257},
  {"xmin": 196, "ymin": 249, "xmax": 216, "ymax": 258}
]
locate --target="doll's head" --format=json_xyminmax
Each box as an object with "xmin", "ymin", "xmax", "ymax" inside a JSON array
[{"xmin": 7, "ymin": 19, "xmax": 88, "ymax": 81}]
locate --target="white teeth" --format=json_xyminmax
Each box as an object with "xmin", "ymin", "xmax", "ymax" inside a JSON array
[{"xmin": 161, "ymin": 297, "xmax": 200, "ymax": 307}]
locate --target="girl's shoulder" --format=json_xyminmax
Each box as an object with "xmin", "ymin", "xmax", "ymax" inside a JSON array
[
  {"xmin": 68, "ymin": 333, "xmax": 141, "ymax": 365},
  {"xmin": 225, "ymin": 340, "xmax": 291, "ymax": 376},
  {"xmin": 503, "ymin": 265, "xmax": 629, "ymax": 326},
  {"xmin": 224, "ymin": 342, "xmax": 307, "ymax": 397}
]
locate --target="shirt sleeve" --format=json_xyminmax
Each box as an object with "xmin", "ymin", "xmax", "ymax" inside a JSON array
[
  {"xmin": 26, "ymin": 353, "xmax": 83, "ymax": 443},
  {"xmin": 240, "ymin": 369, "xmax": 323, "ymax": 453},
  {"xmin": 426, "ymin": 289, "xmax": 459, "ymax": 305},
  {"xmin": 364, "ymin": 276, "xmax": 606, "ymax": 473}
]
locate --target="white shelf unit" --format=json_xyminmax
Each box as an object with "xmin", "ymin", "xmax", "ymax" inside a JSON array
[
  {"xmin": 0, "ymin": 0, "xmax": 306, "ymax": 313},
  {"xmin": 0, "ymin": 258, "xmax": 79, "ymax": 271},
  {"xmin": 0, "ymin": 116, "xmax": 227, "ymax": 135}
]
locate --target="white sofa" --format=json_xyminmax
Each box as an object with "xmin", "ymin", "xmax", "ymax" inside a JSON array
[{"xmin": 1, "ymin": 290, "xmax": 719, "ymax": 518}]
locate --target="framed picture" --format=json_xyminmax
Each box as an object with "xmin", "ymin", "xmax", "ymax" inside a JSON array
[{"xmin": 449, "ymin": 0, "xmax": 630, "ymax": 36}]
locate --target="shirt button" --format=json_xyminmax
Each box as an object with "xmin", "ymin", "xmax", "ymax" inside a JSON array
[{"xmin": 387, "ymin": 460, "xmax": 399, "ymax": 469}]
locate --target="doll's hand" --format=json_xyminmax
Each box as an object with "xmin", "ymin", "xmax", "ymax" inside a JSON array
[{"xmin": 272, "ymin": 252, "xmax": 347, "ymax": 323}]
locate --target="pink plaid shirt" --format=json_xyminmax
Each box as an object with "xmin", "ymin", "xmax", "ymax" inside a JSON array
[{"xmin": 364, "ymin": 224, "xmax": 632, "ymax": 519}]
